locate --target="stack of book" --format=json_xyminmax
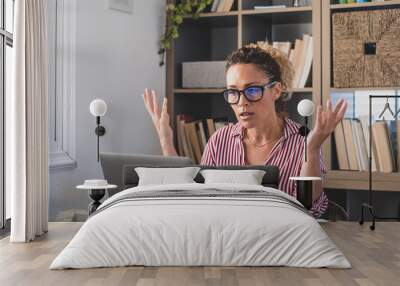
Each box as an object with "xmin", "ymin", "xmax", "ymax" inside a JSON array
[
  {"xmin": 257, "ymin": 34, "xmax": 313, "ymax": 88},
  {"xmin": 334, "ymin": 117, "xmax": 400, "ymax": 173},
  {"xmin": 176, "ymin": 115, "xmax": 230, "ymax": 164},
  {"xmin": 289, "ymin": 34, "xmax": 313, "ymax": 88},
  {"xmin": 210, "ymin": 0, "xmax": 235, "ymax": 12}
]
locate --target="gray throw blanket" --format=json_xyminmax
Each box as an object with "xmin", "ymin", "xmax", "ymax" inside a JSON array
[{"xmin": 91, "ymin": 188, "xmax": 308, "ymax": 217}]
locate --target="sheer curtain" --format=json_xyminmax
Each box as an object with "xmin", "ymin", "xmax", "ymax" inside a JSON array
[{"xmin": 7, "ymin": 0, "xmax": 49, "ymax": 242}]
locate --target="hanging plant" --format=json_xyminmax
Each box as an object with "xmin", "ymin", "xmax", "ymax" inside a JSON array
[{"xmin": 158, "ymin": 0, "xmax": 213, "ymax": 66}]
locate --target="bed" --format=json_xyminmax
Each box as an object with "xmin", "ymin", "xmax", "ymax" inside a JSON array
[{"xmin": 50, "ymin": 162, "xmax": 350, "ymax": 269}]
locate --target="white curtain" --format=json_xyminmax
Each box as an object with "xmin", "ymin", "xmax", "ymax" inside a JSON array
[{"xmin": 7, "ymin": 0, "xmax": 49, "ymax": 242}]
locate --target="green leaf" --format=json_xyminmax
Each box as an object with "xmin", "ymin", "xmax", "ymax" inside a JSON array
[
  {"xmin": 184, "ymin": 3, "xmax": 191, "ymax": 12},
  {"xmin": 172, "ymin": 30, "xmax": 179, "ymax": 38},
  {"xmin": 175, "ymin": 15, "xmax": 183, "ymax": 24},
  {"xmin": 158, "ymin": 0, "xmax": 214, "ymax": 65}
]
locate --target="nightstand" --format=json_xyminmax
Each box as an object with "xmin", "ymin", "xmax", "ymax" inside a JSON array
[{"xmin": 77, "ymin": 180, "xmax": 117, "ymax": 215}]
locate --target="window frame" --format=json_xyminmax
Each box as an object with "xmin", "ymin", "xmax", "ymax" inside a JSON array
[
  {"xmin": 1, "ymin": 0, "xmax": 14, "ymax": 230},
  {"xmin": 48, "ymin": 0, "xmax": 77, "ymax": 171}
]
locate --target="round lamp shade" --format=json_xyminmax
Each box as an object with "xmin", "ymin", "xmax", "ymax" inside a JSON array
[
  {"xmin": 297, "ymin": 99, "xmax": 315, "ymax": 117},
  {"xmin": 90, "ymin": 99, "xmax": 107, "ymax": 117}
]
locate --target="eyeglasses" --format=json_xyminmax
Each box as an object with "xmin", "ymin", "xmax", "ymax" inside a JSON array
[{"xmin": 222, "ymin": 81, "xmax": 277, "ymax": 105}]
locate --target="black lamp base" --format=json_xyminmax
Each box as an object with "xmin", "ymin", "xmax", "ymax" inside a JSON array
[
  {"xmin": 296, "ymin": 180, "xmax": 313, "ymax": 210},
  {"xmin": 95, "ymin": 126, "xmax": 106, "ymax": 136},
  {"xmin": 88, "ymin": 189, "xmax": 105, "ymax": 215},
  {"xmin": 298, "ymin": 125, "xmax": 310, "ymax": 137}
]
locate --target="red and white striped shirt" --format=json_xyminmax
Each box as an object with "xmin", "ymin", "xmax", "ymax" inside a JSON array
[{"xmin": 201, "ymin": 118, "xmax": 328, "ymax": 218}]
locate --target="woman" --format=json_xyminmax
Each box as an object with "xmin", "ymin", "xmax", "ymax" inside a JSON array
[{"xmin": 142, "ymin": 43, "xmax": 347, "ymax": 218}]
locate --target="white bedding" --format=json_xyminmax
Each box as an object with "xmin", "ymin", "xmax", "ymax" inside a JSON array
[{"xmin": 50, "ymin": 183, "xmax": 351, "ymax": 269}]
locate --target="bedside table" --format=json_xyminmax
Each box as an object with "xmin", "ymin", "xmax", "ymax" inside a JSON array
[{"xmin": 77, "ymin": 180, "xmax": 117, "ymax": 215}]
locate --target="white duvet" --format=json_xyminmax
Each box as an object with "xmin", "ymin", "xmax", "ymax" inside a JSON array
[{"xmin": 50, "ymin": 183, "xmax": 351, "ymax": 269}]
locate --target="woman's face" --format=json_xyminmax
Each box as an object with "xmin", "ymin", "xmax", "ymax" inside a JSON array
[{"xmin": 225, "ymin": 63, "xmax": 281, "ymax": 129}]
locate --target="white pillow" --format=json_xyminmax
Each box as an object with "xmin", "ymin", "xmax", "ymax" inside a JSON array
[
  {"xmin": 135, "ymin": 167, "xmax": 200, "ymax": 186},
  {"xmin": 200, "ymin": 169, "xmax": 266, "ymax": 185}
]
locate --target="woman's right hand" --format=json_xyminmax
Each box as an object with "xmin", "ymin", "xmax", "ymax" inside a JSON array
[{"xmin": 142, "ymin": 88, "xmax": 177, "ymax": 156}]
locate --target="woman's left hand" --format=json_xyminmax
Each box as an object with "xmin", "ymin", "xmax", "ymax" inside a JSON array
[{"xmin": 307, "ymin": 98, "xmax": 348, "ymax": 151}]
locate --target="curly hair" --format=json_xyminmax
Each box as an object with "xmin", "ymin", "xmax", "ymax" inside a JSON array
[{"xmin": 225, "ymin": 43, "xmax": 294, "ymax": 117}]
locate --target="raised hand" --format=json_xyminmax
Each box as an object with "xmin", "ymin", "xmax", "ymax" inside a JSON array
[
  {"xmin": 308, "ymin": 98, "xmax": 348, "ymax": 151},
  {"xmin": 142, "ymin": 88, "xmax": 177, "ymax": 156}
]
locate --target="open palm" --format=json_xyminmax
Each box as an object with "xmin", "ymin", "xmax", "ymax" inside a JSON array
[
  {"xmin": 142, "ymin": 88, "xmax": 173, "ymax": 143},
  {"xmin": 308, "ymin": 98, "xmax": 348, "ymax": 150}
]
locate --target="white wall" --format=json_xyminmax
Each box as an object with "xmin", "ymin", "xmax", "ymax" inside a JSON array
[{"xmin": 49, "ymin": 0, "xmax": 166, "ymax": 221}]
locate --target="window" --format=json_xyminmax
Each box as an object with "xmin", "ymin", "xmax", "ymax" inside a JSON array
[
  {"xmin": 48, "ymin": 0, "xmax": 77, "ymax": 170},
  {"xmin": 1, "ymin": 0, "xmax": 14, "ymax": 230}
]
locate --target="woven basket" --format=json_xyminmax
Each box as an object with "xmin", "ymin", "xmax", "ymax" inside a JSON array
[{"xmin": 332, "ymin": 8, "xmax": 400, "ymax": 88}]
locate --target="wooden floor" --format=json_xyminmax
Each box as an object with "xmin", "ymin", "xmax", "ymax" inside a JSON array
[{"xmin": 0, "ymin": 222, "xmax": 399, "ymax": 286}]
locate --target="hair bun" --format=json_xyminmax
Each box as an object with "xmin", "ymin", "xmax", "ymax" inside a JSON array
[{"xmin": 245, "ymin": 42, "xmax": 294, "ymax": 101}]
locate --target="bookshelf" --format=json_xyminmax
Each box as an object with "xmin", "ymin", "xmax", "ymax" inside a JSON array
[
  {"xmin": 166, "ymin": 0, "xmax": 400, "ymax": 191},
  {"xmin": 167, "ymin": 0, "xmax": 322, "ymax": 143},
  {"xmin": 321, "ymin": 0, "xmax": 400, "ymax": 192}
]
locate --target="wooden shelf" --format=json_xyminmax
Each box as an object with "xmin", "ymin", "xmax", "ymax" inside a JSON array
[
  {"xmin": 331, "ymin": 87, "xmax": 400, "ymax": 92},
  {"xmin": 174, "ymin": 88, "xmax": 313, "ymax": 94},
  {"xmin": 291, "ymin": 87, "xmax": 313, "ymax": 93},
  {"xmin": 241, "ymin": 6, "xmax": 312, "ymax": 15},
  {"xmin": 323, "ymin": 170, "xmax": 400, "ymax": 192},
  {"xmin": 184, "ymin": 11, "xmax": 239, "ymax": 18},
  {"xmin": 331, "ymin": 0, "xmax": 400, "ymax": 10}
]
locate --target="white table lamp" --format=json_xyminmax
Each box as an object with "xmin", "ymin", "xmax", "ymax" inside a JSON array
[
  {"xmin": 297, "ymin": 99, "xmax": 315, "ymax": 162},
  {"xmin": 89, "ymin": 99, "xmax": 107, "ymax": 162}
]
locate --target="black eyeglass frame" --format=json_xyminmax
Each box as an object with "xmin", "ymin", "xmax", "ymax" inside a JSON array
[{"xmin": 222, "ymin": 81, "xmax": 277, "ymax": 105}]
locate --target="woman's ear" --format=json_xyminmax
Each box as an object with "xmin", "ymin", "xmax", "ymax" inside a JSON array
[{"xmin": 272, "ymin": 82, "xmax": 282, "ymax": 101}]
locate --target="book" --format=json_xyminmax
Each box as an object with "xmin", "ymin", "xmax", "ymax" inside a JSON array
[
  {"xmin": 372, "ymin": 121, "xmax": 394, "ymax": 173},
  {"xmin": 216, "ymin": 0, "xmax": 226, "ymax": 12},
  {"xmin": 197, "ymin": 121, "xmax": 208, "ymax": 152},
  {"xmin": 177, "ymin": 115, "xmax": 193, "ymax": 159},
  {"xmin": 254, "ymin": 5, "xmax": 287, "ymax": 9},
  {"xmin": 176, "ymin": 116, "xmax": 184, "ymax": 156},
  {"xmin": 387, "ymin": 120, "xmax": 398, "ymax": 172},
  {"xmin": 352, "ymin": 119, "xmax": 369, "ymax": 171},
  {"xmin": 182, "ymin": 122, "xmax": 195, "ymax": 163},
  {"xmin": 397, "ymin": 120, "xmax": 400, "ymax": 171},
  {"xmin": 351, "ymin": 120, "xmax": 362, "ymax": 171},
  {"xmin": 358, "ymin": 115, "xmax": 377, "ymax": 172},
  {"xmin": 292, "ymin": 39, "xmax": 304, "ymax": 88},
  {"xmin": 211, "ymin": 0, "xmax": 220, "ymax": 12},
  {"xmin": 221, "ymin": 0, "xmax": 234, "ymax": 12},
  {"xmin": 342, "ymin": 119, "xmax": 359, "ymax": 170},
  {"xmin": 297, "ymin": 35, "xmax": 313, "ymax": 88},
  {"xmin": 186, "ymin": 122, "xmax": 203, "ymax": 164},
  {"xmin": 200, "ymin": 119, "xmax": 210, "ymax": 141},
  {"xmin": 207, "ymin": 118, "xmax": 216, "ymax": 137},
  {"xmin": 334, "ymin": 120, "xmax": 350, "ymax": 170}
]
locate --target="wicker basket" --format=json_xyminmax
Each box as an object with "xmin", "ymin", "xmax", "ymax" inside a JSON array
[{"xmin": 332, "ymin": 8, "xmax": 400, "ymax": 88}]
